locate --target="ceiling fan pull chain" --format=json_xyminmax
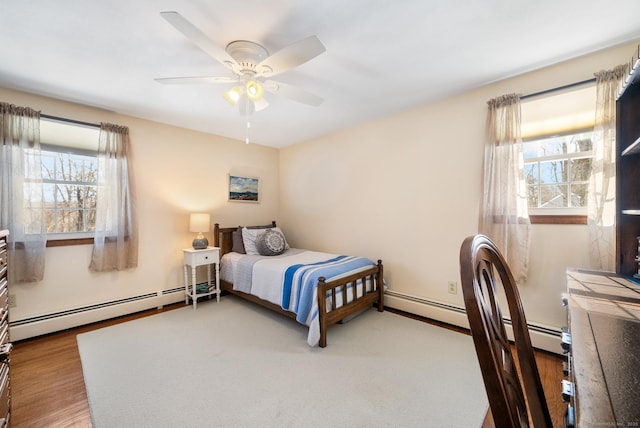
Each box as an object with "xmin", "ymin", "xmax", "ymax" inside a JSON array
[{"xmin": 245, "ymin": 119, "xmax": 251, "ymax": 144}]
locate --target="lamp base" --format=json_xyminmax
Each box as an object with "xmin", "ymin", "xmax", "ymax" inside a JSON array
[{"xmin": 192, "ymin": 233, "xmax": 208, "ymax": 250}]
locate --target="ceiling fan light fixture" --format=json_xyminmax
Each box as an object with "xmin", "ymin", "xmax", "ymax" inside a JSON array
[
  {"xmin": 245, "ymin": 80, "xmax": 264, "ymax": 102},
  {"xmin": 259, "ymin": 65, "xmax": 273, "ymax": 76},
  {"xmin": 158, "ymin": 11, "xmax": 327, "ymax": 147},
  {"xmin": 238, "ymin": 97, "xmax": 255, "ymax": 117},
  {"xmin": 223, "ymin": 86, "xmax": 242, "ymax": 106}
]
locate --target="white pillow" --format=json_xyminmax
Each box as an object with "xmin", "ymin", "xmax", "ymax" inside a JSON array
[{"xmin": 242, "ymin": 226, "xmax": 289, "ymax": 255}]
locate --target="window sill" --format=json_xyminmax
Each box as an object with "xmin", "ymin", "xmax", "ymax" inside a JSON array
[
  {"xmin": 529, "ymin": 215, "xmax": 587, "ymax": 225},
  {"xmin": 46, "ymin": 237, "xmax": 94, "ymax": 247}
]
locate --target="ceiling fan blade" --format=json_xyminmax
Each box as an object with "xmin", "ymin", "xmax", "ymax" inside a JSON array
[
  {"xmin": 155, "ymin": 76, "xmax": 238, "ymax": 85},
  {"xmin": 257, "ymin": 36, "xmax": 326, "ymax": 77},
  {"xmin": 263, "ymin": 80, "xmax": 323, "ymax": 106},
  {"xmin": 160, "ymin": 11, "xmax": 239, "ymax": 73}
]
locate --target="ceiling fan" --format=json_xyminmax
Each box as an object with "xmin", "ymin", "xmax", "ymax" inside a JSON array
[{"xmin": 156, "ymin": 11, "xmax": 326, "ymax": 116}]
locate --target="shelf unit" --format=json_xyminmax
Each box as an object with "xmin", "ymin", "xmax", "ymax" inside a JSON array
[
  {"xmin": 621, "ymin": 135, "xmax": 640, "ymax": 156},
  {"xmin": 0, "ymin": 230, "xmax": 10, "ymax": 427},
  {"xmin": 616, "ymin": 47, "xmax": 640, "ymax": 277}
]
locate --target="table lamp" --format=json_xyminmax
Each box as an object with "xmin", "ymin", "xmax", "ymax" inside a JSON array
[{"xmin": 189, "ymin": 213, "xmax": 210, "ymax": 249}]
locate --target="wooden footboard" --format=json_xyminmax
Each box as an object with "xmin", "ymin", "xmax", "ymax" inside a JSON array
[
  {"xmin": 214, "ymin": 222, "xmax": 384, "ymax": 347},
  {"xmin": 317, "ymin": 260, "xmax": 384, "ymax": 347}
]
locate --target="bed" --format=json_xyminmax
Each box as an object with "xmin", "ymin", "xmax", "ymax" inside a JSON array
[{"xmin": 213, "ymin": 222, "xmax": 384, "ymax": 347}]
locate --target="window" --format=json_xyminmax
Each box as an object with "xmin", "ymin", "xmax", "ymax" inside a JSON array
[
  {"xmin": 39, "ymin": 147, "xmax": 97, "ymax": 236},
  {"xmin": 521, "ymin": 84, "xmax": 596, "ymax": 223},
  {"xmin": 523, "ymin": 131, "xmax": 593, "ymax": 213},
  {"xmin": 37, "ymin": 119, "xmax": 100, "ymax": 240}
]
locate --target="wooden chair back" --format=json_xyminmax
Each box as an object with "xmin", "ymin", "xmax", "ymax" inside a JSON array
[{"xmin": 459, "ymin": 234, "xmax": 552, "ymax": 428}]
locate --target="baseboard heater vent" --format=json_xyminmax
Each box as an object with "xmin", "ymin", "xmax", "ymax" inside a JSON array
[
  {"xmin": 385, "ymin": 290, "xmax": 467, "ymax": 314},
  {"xmin": 384, "ymin": 289, "xmax": 562, "ymax": 354},
  {"xmin": 519, "ymin": 321, "xmax": 561, "ymax": 337},
  {"xmin": 163, "ymin": 286, "xmax": 184, "ymax": 296},
  {"xmin": 10, "ymin": 287, "xmax": 184, "ymax": 341},
  {"xmin": 11, "ymin": 292, "xmax": 158, "ymax": 327}
]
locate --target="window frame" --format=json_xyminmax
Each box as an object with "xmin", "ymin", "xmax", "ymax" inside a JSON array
[
  {"xmin": 523, "ymin": 128, "xmax": 594, "ymax": 225},
  {"xmin": 36, "ymin": 118, "xmax": 101, "ymax": 246}
]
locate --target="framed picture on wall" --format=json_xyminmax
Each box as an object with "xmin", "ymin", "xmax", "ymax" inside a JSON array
[{"xmin": 228, "ymin": 175, "xmax": 260, "ymax": 203}]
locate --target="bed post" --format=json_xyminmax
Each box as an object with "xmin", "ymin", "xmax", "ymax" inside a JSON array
[
  {"xmin": 317, "ymin": 276, "xmax": 328, "ymax": 348},
  {"xmin": 377, "ymin": 259, "xmax": 384, "ymax": 312},
  {"xmin": 213, "ymin": 223, "xmax": 220, "ymax": 247}
]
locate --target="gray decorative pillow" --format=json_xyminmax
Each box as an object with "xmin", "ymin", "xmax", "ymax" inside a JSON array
[
  {"xmin": 255, "ymin": 229, "xmax": 286, "ymax": 256},
  {"xmin": 232, "ymin": 227, "xmax": 246, "ymax": 254}
]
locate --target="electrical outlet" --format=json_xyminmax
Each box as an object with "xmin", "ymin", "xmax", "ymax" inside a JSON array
[
  {"xmin": 8, "ymin": 294, "xmax": 16, "ymax": 308},
  {"xmin": 447, "ymin": 281, "xmax": 458, "ymax": 294}
]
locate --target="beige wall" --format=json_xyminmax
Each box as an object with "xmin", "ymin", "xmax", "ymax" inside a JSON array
[
  {"xmin": 279, "ymin": 40, "xmax": 639, "ymax": 345},
  {"xmin": 0, "ymin": 87, "xmax": 280, "ymax": 322}
]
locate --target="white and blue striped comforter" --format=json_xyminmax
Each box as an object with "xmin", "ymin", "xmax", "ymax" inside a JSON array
[{"xmin": 220, "ymin": 249, "xmax": 377, "ymax": 346}]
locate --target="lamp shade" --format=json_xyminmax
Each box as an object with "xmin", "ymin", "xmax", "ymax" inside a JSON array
[{"xmin": 189, "ymin": 213, "xmax": 210, "ymax": 233}]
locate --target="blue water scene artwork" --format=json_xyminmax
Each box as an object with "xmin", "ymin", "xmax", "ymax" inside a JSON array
[{"xmin": 229, "ymin": 175, "xmax": 259, "ymax": 202}]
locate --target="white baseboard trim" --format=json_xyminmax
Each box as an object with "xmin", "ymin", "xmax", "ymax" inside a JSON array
[
  {"xmin": 10, "ymin": 288, "xmax": 185, "ymax": 341},
  {"xmin": 9, "ymin": 288, "xmax": 563, "ymax": 354},
  {"xmin": 385, "ymin": 291, "xmax": 563, "ymax": 355}
]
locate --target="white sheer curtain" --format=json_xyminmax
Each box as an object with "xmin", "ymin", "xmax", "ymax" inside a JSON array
[
  {"xmin": 479, "ymin": 94, "xmax": 531, "ymax": 283},
  {"xmin": 587, "ymin": 65, "xmax": 627, "ymax": 271},
  {"xmin": 89, "ymin": 123, "xmax": 138, "ymax": 272},
  {"xmin": 0, "ymin": 102, "xmax": 46, "ymax": 283}
]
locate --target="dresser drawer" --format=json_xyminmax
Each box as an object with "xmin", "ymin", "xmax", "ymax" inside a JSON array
[
  {"xmin": 0, "ymin": 285, "xmax": 7, "ymax": 313},
  {"xmin": 0, "ymin": 255, "xmax": 6, "ymax": 280},
  {"xmin": 0, "ymin": 324, "xmax": 8, "ymax": 348},
  {"xmin": 0, "ymin": 236, "xmax": 6, "ymax": 278},
  {"xmin": 184, "ymin": 248, "xmax": 219, "ymax": 267},
  {"xmin": 0, "ymin": 362, "xmax": 9, "ymax": 424}
]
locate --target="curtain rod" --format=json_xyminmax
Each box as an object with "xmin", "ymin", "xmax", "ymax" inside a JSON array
[
  {"xmin": 40, "ymin": 113, "xmax": 101, "ymax": 129},
  {"xmin": 39, "ymin": 78, "xmax": 596, "ymax": 125},
  {"xmin": 521, "ymin": 77, "xmax": 596, "ymax": 100}
]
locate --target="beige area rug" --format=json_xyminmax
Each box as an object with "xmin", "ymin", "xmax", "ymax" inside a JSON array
[{"xmin": 77, "ymin": 295, "xmax": 488, "ymax": 427}]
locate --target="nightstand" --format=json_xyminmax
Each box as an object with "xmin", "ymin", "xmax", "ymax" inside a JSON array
[{"xmin": 183, "ymin": 246, "xmax": 220, "ymax": 309}]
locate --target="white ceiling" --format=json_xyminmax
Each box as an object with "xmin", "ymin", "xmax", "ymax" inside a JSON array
[{"xmin": 1, "ymin": 1, "xmax": 639, "ymax": 148}]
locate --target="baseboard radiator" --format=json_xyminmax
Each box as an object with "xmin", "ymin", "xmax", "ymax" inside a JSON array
[
  {"xmin": 10, "ymin": 287, "xmax": 185, "ymax": 341},
  {"xmin": 385, "ymin": 290, "xmax": 562, "ymax": 355}
]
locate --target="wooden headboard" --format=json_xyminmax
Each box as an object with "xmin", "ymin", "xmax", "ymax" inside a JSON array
[{"xmin": 214, "ymin": 221, "xmax": 277, "ymax": 257}]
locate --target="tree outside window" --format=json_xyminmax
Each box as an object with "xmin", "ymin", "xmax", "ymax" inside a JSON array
[
  {"xmin": 28, "ymin": 148, "xmax": 98, "ymax": 235},
  {"xmin": 524, "ymin": 131, "xmax": 593, "ymax": 211}
]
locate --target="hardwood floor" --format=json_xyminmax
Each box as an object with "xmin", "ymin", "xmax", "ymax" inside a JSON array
[
  {"xmin": 9, "ymin": 305, "xmax": 565, "ymax": 427},
  {"xmin": 11, "ymin": 326, "xmax": 91, "ymax": 428}
]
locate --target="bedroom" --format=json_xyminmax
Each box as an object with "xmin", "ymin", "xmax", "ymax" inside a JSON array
[
  {"xmin": 2, "ymin": 34, "xmax": 638, "ymax": 350},
  {"xmin": 1, "ymin": 1, "xmax": 640, "ymax": 426}
]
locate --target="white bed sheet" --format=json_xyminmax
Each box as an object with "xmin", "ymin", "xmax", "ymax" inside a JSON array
[{"xmin": 221, "ymin": 249, "xmax": 337, "ymax": 306}]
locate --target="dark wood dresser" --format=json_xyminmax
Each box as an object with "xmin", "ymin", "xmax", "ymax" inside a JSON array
[
  {"xmin": 564, "ymin": 269, "xmax": 640, "ymax": 427},
  {"xmin": 0, "ymin": 230, "xmax": 10, "ymax": 427}
]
